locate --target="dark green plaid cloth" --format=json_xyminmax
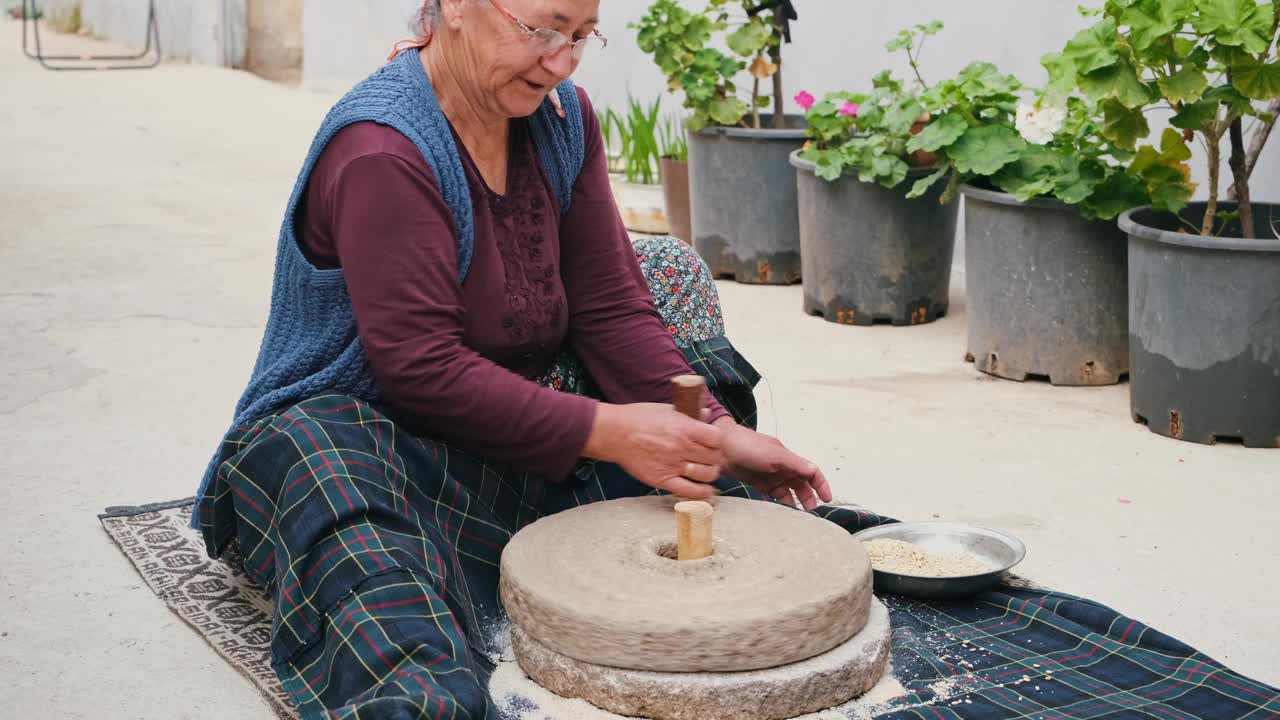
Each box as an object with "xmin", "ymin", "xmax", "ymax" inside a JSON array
[
  {"xmin": 196, "ymin": 387, "xmax": 867, "ymax": 720},
  {"xmin": 199, "ymin": 386, "xmax": 1280, "ymax": 720},
  {"xmin": 195, "ymin": 237, "xmax": 1279, "ymax": 719},
  {"xmin": 862, "ymin": 591, "xmax": 1280, "ymax": 718}
]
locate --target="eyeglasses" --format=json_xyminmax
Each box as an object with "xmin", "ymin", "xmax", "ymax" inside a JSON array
[{"xmin": 486, "ymin": 0, "xmax": 607, "ymax": 60}]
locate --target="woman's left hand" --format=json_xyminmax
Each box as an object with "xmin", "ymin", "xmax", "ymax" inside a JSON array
[{"xmin": 713, "ymin": 419, "xmax": 833, "ymax": 511}]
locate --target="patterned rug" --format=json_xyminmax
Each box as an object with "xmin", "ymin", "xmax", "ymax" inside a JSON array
[{"xmin": 99, "ymin": 499, "xmax": 298, "ymax": 720}]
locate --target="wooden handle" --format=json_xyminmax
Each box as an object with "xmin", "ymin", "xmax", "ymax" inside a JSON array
[
  {"xmin": 671, "ymin": 375, "xmax": 705, "ymax": 420},
  {"xmin": 675, "ymin": 500, "xmax": 714, "ymax": 560}
]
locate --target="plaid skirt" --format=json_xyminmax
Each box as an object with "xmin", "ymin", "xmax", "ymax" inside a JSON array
[
  {"xmin": 198, "ymin": 237, "xmax": 1280, "ymax": 719},
  {"xmin": 197, "ymin": 237, "xmax": 892, "ymax": 719}
]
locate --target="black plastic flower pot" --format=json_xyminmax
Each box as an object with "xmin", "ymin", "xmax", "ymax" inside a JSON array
[
  {"xmin": 961, "ymin": 184, "xmax": 1129, "ymax": 386},
  {"xmin": 791, "ymin": 151, "xmax": 958, "ymax": 326},
  {"xmin": 687, "ymin": 115, "xmax": 807, "ymax": 285},
  {"xmin": 1119, "ymin": 203, "xmax": 1280, "ymax": 447}
]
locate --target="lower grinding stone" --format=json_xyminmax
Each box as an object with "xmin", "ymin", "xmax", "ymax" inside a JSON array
[
  {"xmin": 510, "ymin": 598, "xmax": 892, "ymax": 720},
  {"xmin": 500, "ymin": 495, "xmax": 873, "ymax": 672}
]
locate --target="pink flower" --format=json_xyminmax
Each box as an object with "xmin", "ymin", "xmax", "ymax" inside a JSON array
[
  {"xmin": 794, "ymin": 90, "xmax": 815, "ymax": 111},
  {"xmin": 838, "ymin": 100, "xmax": 859, "ymax": 117}
]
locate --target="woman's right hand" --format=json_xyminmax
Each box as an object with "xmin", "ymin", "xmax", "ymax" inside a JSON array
[{"xmin": 583, "ymin": 403, "xmax": 725, "ymax": 499}]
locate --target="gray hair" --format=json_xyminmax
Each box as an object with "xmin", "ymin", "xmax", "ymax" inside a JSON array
[{"xmin": 414, "ymin": 0, "xmax": 442, "ymax": 38}]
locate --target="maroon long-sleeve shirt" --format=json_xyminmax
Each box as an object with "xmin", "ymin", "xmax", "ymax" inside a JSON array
[{"xmin": 297, "ymin": 87, "xmax": 727, "ymax": 481}]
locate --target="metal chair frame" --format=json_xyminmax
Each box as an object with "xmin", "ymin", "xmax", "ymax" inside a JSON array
[{"xmin": 21, "ymin": 0, "xmax": 161, "ymax": 71}]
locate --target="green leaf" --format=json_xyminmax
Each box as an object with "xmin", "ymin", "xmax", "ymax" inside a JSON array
[
  {"xmin": 905, "ymin": 112, "xmax": 969, "ymax": 153},
  {"xmin": 1063, "ymin": 17, "xmax": 1121, "ymax": 74},
  {"xmin": 872, "ymin": 155, "xmax": 911, "ymax": 188},
  {"xmin": 1231, "ymin": 60, "xmax": 1280, "ymax": 100},
  {"xmin": 956, "ymin": 62, "xmax": 1024, "ymax": 98},
  {"xmin": 1210, "ymin": 42, "xmax": 1254, "ymax": 67},
  {"xmin": 940, "ymin": 166, "xmax": 962, "ymax": 204},
  {"xmin": 1170, "ymin": 99, "xmax": 1220, "ymax": 128},
  {"xmin": 906, "ymin": 166, "xmax": 950, "ymax": 199},
  {"xmin": 1054, "ymin": 159, "xmax": 1107, "ymax": 205},
  {"xmin": 1121, "ymin": 0, "xmax": 1191, "ymax": 51},
  {"xmin": 1158, "ymin": 65, "xmax": 1209, "ymax": 103},
  {"xmin": 1100, "ymin": 98, "xmax": 1152, "ymax": 148},
  {"xmin": 725, "ymin": 18, "xmax": 772, "ymax": 57},
  {"xmin": 815, "ymin": 162, "xmax": 844, "ymax": 182},
  {"xmin": 1128, "ymin": 128, "xmax": 1194, "ymax": 205},
  {"xmin": 882, "ymin": 98, "xmax": 927, "ymax": 135},
  {"xmin": 708, "ymin": 97, "xmax": 749, "ymax": 126},
  {"xmin": 1042, "ymin": 51, "xmax": 1080, "ymax": 95},
  {"xmin": 1143, "ymin": 162, "xmax": 1196, "ymax": 211},
  {"xmin": 992, "ymin": 146, "xmax": 1063, "ymax": 201},
  {"xmin": 948, "ymin": 125, "xmax": 1027, "ymax": 175},
  {"xmin": 1193, "ymin": 0, "xmax": 1275, "ymax": 53},
  {"xmin": 1159, "ymin": 126, "xmax": 1193, "ymax": 160},
  {"xmin": 801, "ymin": 148, "xmax": 845, "ymax": 181},
  {"xmin": 1204, "ymin": 84, "xmax": 1256, "ymax": 114},
  {"xmin": 1172, "ymin": 36, "xmax": 1199, "ymax": 58},
  {"xmin": 1085, "ymin": 171, "xmax": 1150, "ymax": 219},
  {"xmin": 885, "ymin": 29, "xmax": 913, "ymax": 52},
  {"xmin": 1080, "ymin": 54, "xmax": 1156, "ymax": 107},
  {"xmin": 1213, "ymin": 0, "xmax": 1274, "ymax": 52}
]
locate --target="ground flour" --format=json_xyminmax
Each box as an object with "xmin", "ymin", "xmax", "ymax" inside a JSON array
[{"xmin": 862, "ymin": 539, "xmax": 994, "ymax": 577}]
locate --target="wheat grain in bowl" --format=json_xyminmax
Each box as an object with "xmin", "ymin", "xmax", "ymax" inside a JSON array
[{"xmin": 862, "ymin": 538, "xmax": 996, "ymax": 578}]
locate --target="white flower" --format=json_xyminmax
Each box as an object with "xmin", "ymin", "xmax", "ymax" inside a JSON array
[{"xmin": 1015, "ymin": 101, "xmax": 1066, "ymax": 145}]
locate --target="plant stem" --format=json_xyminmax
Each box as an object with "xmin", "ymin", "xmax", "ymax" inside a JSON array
[
  {"xmin": 1228, "ymin": 98, "xmax": 1279, "ymax": 200},
  {"xmin": 770, "ymin": 10, "xmax": 785, "ymax": 129},
  {"xmin": 772, "ymin": 62, "xmax": 784, "ymax": 128},
  {"xmin": 1201, "ymin": 128, "xmax": 1221, "ymax": 237},
  {"xmin": 770, "ymin": 47, "xmax": 784, "ymax": 129},
  {"xmin": 909, "ymin": 44, "xmax": 929, "ymax": 89},
  {"xmin": 1228, "ymin": 114, "xmax": 1255, "ymax": 239},
  {"xmin": 752, "ymin": 75, "xmax": 761, "ymax": 130}
]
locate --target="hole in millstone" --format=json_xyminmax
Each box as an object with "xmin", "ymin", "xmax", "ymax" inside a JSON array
[
  {"xmin": 1212, "ymin": 434, "xmax": 1245, "ymax": 446},
  {"xmin": 1026, "ymin": 372, "xmax": 1052, "ymax": 384},
  {"xmin": 870, "ymin": 317, "xmax": 895, "ymax": 326},
  {"xmin": 655, "ymin": 542, "xmax": 679, "ymax": 560}
]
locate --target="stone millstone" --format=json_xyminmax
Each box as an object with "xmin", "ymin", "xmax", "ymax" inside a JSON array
[
  {"xmin": 499, "ymin": 495, "xmax": 873, "ymax": 673},
  {"xmin": 511, "ymin": 597, "xmax": 893, "ymax": 720}
]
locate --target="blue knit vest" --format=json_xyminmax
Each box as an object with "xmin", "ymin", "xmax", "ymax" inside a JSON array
[{"xmin": 193, "ymin": 49, "xmax": 585, "ymax": 515}]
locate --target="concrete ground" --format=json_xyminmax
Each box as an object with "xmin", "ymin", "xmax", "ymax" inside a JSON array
[{"xmin": 1, "ymin": 24, "xmax": 1276, "ymax": 720}]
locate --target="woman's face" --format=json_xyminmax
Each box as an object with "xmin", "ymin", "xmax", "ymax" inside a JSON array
[{"xmin": 454, "ymin": 0, "xmax": 601, "ymax": 118}]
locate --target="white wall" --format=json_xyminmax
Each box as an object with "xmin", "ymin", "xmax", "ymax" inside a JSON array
[
  {"xmin": 298, "ymin": 0, "xmax": 1277, "ymax": 203},
  {"xmin": 43, "ymin": 0, "xmax": 247, "ymax": 67},
  {"xmin": 301, "ymin": 0, "xmax": 421, "ymax": 94}
]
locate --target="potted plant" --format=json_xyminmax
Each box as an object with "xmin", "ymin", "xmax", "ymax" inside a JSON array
[
  {"xmin": 1046, "ymin": 0, "xmax": 1280, "ymax": 445},
  {"xmin": 659, "ymin": 115, "xmax": 693, "ymax": 242},
  {"xmin": 892, "ymin": 22, "xmax": 1153, "ymax": 386},
  {"xmin": 789, "ymin": 22, "xmax": 960, "ymax": 326},
  {"xmin": 601, "ymin": 97, "xmax": 671, "ymax": 235},
  {"xmin": 633, "ymin": 0, "xmax": 806, "ymax": 284}
]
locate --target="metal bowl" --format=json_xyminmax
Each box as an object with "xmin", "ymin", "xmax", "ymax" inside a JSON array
[{"xmin": 851, "ymin": 522, "xmax": 1027, "ymax": 600}]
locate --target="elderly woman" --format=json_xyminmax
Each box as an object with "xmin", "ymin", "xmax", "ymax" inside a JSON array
[{"xmin": 194, "ymin": 0, "xmax": 872, "ymax": 717}]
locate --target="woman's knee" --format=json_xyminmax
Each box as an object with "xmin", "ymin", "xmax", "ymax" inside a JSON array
[{"xmin": 631, "ymin": 236, "xmax": 727, "ymax": 345}]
